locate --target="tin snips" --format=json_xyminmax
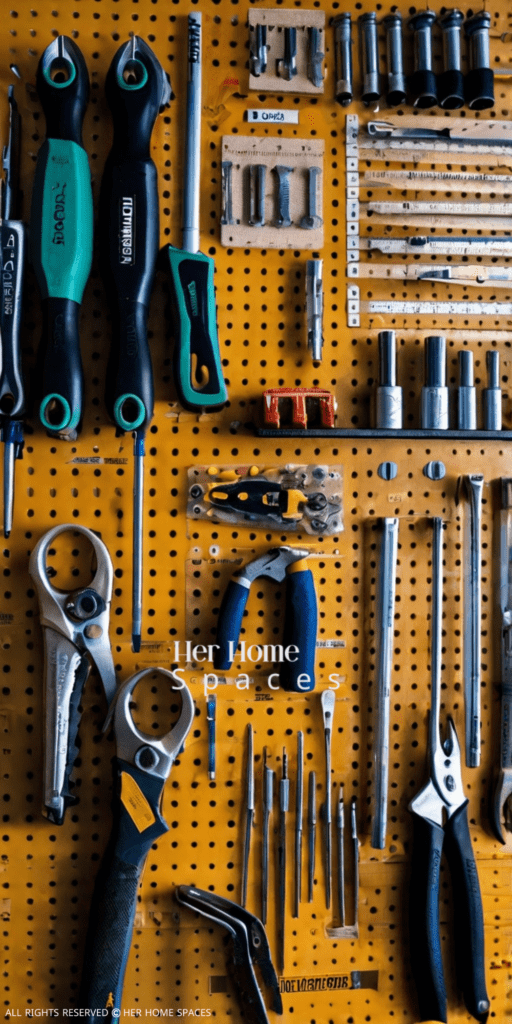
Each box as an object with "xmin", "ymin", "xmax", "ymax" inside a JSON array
[{"xmin": 29, "ymin": 524, "xmax": 116, "ymax": 824}]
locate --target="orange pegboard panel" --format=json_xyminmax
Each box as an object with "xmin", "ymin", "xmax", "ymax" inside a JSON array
[{"xmin": 2, "ymin": 1, "xmax": 512, "ymax": 1023}]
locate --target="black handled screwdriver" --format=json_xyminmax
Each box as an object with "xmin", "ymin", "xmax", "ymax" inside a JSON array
[
  {"xmin": 100, "ymin": 37, "xmax": 171, "ymax": 652},
  {"xmin": 30, "ymin": 36, "xmax": 93, "ymax": 441},
  {"xmin": 165, "ymin": 13, "xmax": 228, "ymax": 412},
  {"xmin": 0, "ymin": 87, "xmax": 26, "ymax": 538}
]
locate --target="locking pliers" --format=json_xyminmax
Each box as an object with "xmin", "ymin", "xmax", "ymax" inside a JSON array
[
  {"xmin": 81, "ymin": 668, "xmax": 195, "ymax": 1014},
  {"xmin": 29, "ymin": 524, "xmax": 116, "ymax": 825}
]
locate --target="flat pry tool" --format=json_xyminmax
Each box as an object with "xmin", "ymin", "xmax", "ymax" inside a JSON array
[
  {"xmin": 492, "ymin": 477, "xmax": 512, "ymax": 844},
  {"xmin": 456, "ymin": 474, "xmax": 484, "ymax": 767},
  {"xmin": 165, "ymin": 13, "xmax": 228, "ymax": 412},
  {"xmin": 241, "ymin": 722, "xmax": 255, "ymax": 908},
  {"xmin": 321, "ymin": 689, "xmax": 335, "ymax": 908},
  {"xmin": 294, "ymin": 731, "xmax": 304, "ymax": 918},
  {"xmin": 0, "ymin": 86, "xmax": 26, "ymax": 538},
  {"xmin": 101, "ymin": 37, "xmax": 171, "ymax": 652},
  {"xmin": 175, "ymin": 886, "xmax": 283, "ymax": 1024}
]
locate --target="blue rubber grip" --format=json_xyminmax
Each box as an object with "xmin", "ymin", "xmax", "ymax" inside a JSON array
[
  {"xmin": 214, "ymin": 580, "xmax": 250, "ymax": 670},
  {"xmin": 280, "ymin": 568, "xmax": 317, "ymax": 692}
]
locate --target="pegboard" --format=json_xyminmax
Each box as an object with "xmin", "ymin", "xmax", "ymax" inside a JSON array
[{"xmin": 2, "ymin": 1, "xmax": 512, "ymax": 1023}]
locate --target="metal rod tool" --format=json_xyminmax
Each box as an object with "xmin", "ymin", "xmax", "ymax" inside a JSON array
[
  {"xmin": 458, "ymin": 474, "xmax": 484, "ymax": 768},
  {"xmin": 261, "ymin": 747, "xmax": 274, "ymax": 925},
  {"xmin": 371, "ymin": 517, "xmax": 399, "ymax": 849},
  {"xmin": 308, "ymin": 27, "xmax": 324, "ymax": 88},
  {"xmin": 336, "ymin": 784, "xmax": 345, "ymax": 926},
  {"xmin": 251, "ymin": 24, "xmax": 268, "ymax": 77},
  {"xmin": 321, "ymin": 689, "xmax": 335, "ymax": 908},
  {"xmin": 241, "ymin": 723, "xmax": 255, "ymax": 908},
  {"xmin": 300, "ymin": 167, "xmax": 322, "ymax": 230},
  {"xmin": 332, "ymin": 13, "xmax": 353, "ymax": 106},
  {"xmin": 274, "ymin": 165, "xmax": 293, "ymax": 228},
  {"xmin": 249, "ymin": 164, "xmax": 266, "ymax": 228},
  {"xmin": 307, "ymin": 770, "xmax": 316, "ymax": 903},
  {"xmin": 294, "ymin": 731, "xmax": 304, "ymax": 918},
  {"xmin": 277, "ymin": 748, "xmax": 289, "ymax": 975},
  {"xmin": 277, "ymin": 28, "xmax": 298, "ymax": 81}
]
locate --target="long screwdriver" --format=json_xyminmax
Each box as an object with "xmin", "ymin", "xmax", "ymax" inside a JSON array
[
  {"xmin": 100, "ymin": 38, "xmax": 171, "ymax": 652},
  {"xmin": 30, "ymin": 37, "xmax": 93, "ymax": 442},
  {"xmin": 165, "ymin": 13, "xmax": 228, "ymax": 412},
  {"xmin": 0, "ymin": 87, "xmax": 26, "ymax": 538}
]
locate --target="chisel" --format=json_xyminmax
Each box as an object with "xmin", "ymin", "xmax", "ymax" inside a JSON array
[
  {"xmin": 0, "ymin": 87, "xmax": 26, "ymax": 537},
  {"xmin": 165, "ymin": 13, "xmax": 227, "ymax": 412},
  {"xmin": 100, "ymin": 37, "xmax": 170, "ymax": 652},
  {"xmin": 30, "ymin": 36, "xmax": 93, "ymax": 441}
]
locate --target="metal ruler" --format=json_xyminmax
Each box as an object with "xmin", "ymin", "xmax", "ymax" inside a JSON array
[
  {"xmin": 367, "ymin": 119, "xmax": 512, "ymax": 144},
  {"xmin": 362, "ymin": 170, "xmax": 512, "ymax": 194},
  {"xmin": 347, "ymin": 284, "xmax": 512, "ymax": 325},
  {"xmin": 359, "ymin": 139, "xmax": 512, "ymax": 162},
  {"xmin": 356, "ymin": 236, "xmax": 512, "ymax": 257},
  {"xmin": 347, "ymin": 263, "xmax": 512, "ymax": 288}
]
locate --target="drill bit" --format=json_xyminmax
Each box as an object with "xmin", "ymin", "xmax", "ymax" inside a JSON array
[
  {"xmin": 261, "ymin": 747, "xmax": 274, "ymax": 925},
  {"xmin": 277, "ymin": 748, "xmax": 289, "ymax": 975},
  {"xmin": 206, "ymin": 694, "xmax": 216, "ymax": 780},
  {"xmin": 240, "ymin": 723, "xmax": 254, "ymax": 908},
  {"xmin": 294, "ymin": 731, "xmax": 304, "ymax": 918},
  {"xmin": 336, "ymin": 784, "xmax": 345, "ymax": 927},
  {"xmin": 321, "ymin": 689, "xmax": 335, "ymax": 909},
  {"xmin": 307, "ymin": 770, "xmax": 316, "ymax": 902}
]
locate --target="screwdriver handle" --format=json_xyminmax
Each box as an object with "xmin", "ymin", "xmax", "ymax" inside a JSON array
[
  {"xmin": 80, "ymin": 759, "xmax": 168, "ymax": 1014},
  {"xmin": 280, "ymin": 563, "xmax": 317, "ymax": 692},
  {"xmin": 409, "ymin": 811, "xmax": 446, "ymax": 1024},
  {"xmin": 30, "ymin": 37, "xmax": 93, "ymax": 440},
  {"xmin": 0, "ymin": 219, "xmax": 26, "ymax": 419},
  {"xmin": 102, "ymin": 38, "xmax": 170, "ymax": 434},
  {"xmin": 166, "ymin": 247, "xmax": 228, "ymax": 411}
]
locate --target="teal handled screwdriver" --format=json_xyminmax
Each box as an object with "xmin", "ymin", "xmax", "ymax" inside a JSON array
[
  {"xmin": 30, "ymin": 37, "xmax": 93, "ymax": 441},
  {"xmin": 100, "ymin": 38, "xmax": 170, "ymax": 652},
  {"xmin": 0, "ymin": 87, "xmax": 26, "ymax": 538},
  {"xmin": 165, "ymin": 13, "xmax": 228, "ymax": 411}
]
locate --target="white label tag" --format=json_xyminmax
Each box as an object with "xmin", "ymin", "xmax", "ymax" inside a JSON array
[{"xmin": 246, "ymin": 108, "xmax": 299, "ymax": 124}]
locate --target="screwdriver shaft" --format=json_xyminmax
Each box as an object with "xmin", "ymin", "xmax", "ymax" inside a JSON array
[
  {"xmin": 241, "ymin": 724, "xmax": 254, "ymax": 908},
  {"xmin": 307, "ymin": 770, "xmax": 316, "ymax": 903},
  {"xmin": 336, "ymin": 785, "xmax": 345, "ymax": 927},
  {"xmin": 131, "ymin": 431, "xmax": 145, "ymax": 652},
  {"xmin": 278, "ymin": 749, "xmax": 289, "ymax": 975},
  {"xmin": 294, "ymin": 731, "xmax": 304, "ymax": 918},
  {"xmin": 262, "ymin": 748, "xmax": 274, "ymax": 925},
  {"xmin": 183, "ymin": 13, "xmax": 202, "ymax": 255}
]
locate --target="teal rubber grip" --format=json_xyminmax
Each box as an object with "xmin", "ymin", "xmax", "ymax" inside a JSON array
[
  {"xmin": 166, "ymin": 246, "xmax": 228, "ymax": 411},
  {"xmin": 31, "ymin": 138, "xmax": 93, "ymax": 303}
]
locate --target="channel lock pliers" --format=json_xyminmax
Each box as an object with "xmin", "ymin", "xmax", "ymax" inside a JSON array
[
  {"xmin": 409, "ymin": 518, "xmax": 489, "ymax": 1024},
  {"xmin": 80, "ymin": 668, "xmax": 195, "ymax": 1014},
  {"xmin": 29, "ymin": 524, "xmax": 117, "ymax": 825},
  {"xmin": 213, "ymin": 545, "xmax": 317, "ymax": 691}
]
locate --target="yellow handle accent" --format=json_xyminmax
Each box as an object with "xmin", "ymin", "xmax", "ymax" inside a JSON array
[
  {"xmin": 120, "ymin": 771, "xmax": 156, "ymax": 833},
  {"xmin": 287, "ymin": 558, "xmax": 310, "ymax": 574}
]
